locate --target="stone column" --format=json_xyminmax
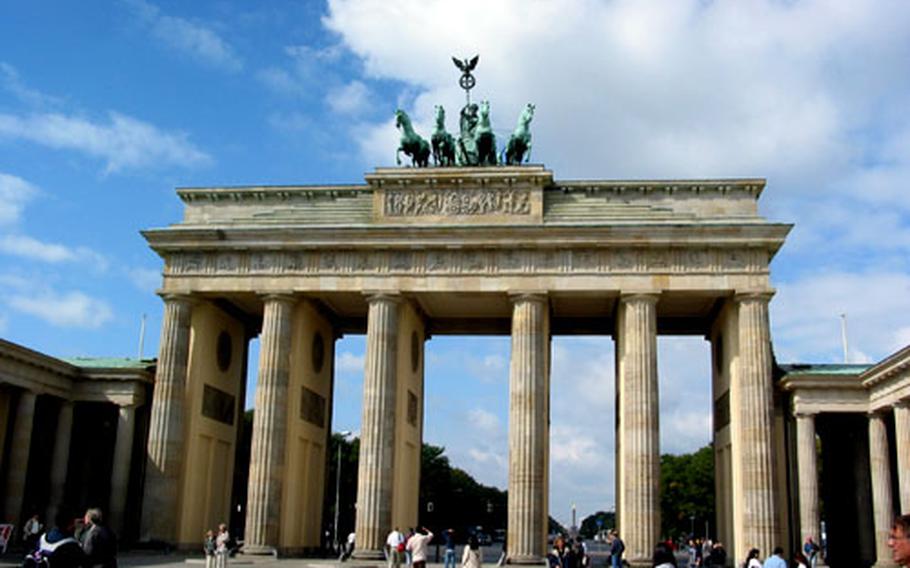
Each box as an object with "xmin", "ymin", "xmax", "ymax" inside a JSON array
[
  {"xmin": 4, "ymin": 390, "xmax": 37, "ymax": 523},
  {"xmin": 615, "ymin": 293, "xmax": 659, "ymax": 567},
  {"xmin": 46, "ymin": 400, "xmax": 74, "ymax": 526},
  {"xmin": 141, "ymin": 294, "xmax": 193, "ymax": 542},
  {"xmin": 734, "ymin": 293, "xmax": 778, "ymax": 557},
  {"xmin": 795, "ymin": 412, "xmax": 823, "ymax": 561},
  {"xmin": 353, "ymin": 294, "xmax": 400, "ymax": 560},
  {"xmin": 110, "ymin": 404, "xmax": 137, "ymax": 536},
  {"xmin": 507, "ymin": 294, "xmax": 550, "ymax": 564},
  {"xmin": 869, "ymin": 411, "xmax": 896, "ymax": 568},
  {"xmin": 244, "ymin": 294, "xmax": 295, "ymax": 554},
  {"xmin": 894, "ymin": 402, "xmax": 910, "ymax": 514}
]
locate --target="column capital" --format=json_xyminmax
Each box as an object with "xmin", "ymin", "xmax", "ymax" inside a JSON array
[
  {"xmin": 733, "ymin": 290, "xmax": 775, "ymax": 303},
  {"xmin": 363, "ymin": 291, "xmax": 402, "ymax": 304},
  {"xmin": 260, "ymin": 292, "xmax": 296, "ymax": 304},
  {"xmin": 793, "ymin": 409, "xmax": 818, "ymax": 419},
  {"xmin": 868, "ymin": 409, "xmax": 890, "ymax": 419},
  {"xmin": 158, "ymin": 292, "xmax": 197, "ymax": 305},
  {"xmin": 894, "ymin": 400, "xmax": 910, "ymax": 410},
  {"xmin": 619, "ymin": 291, "xmax": 660, "ymax": 304},
  {"xmin": 508, "ymin": 291, "xmax": 549, "ymax": 305}
]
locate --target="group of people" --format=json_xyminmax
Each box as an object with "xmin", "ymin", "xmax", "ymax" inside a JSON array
[
  {"xmin": 683, "ymin": 538, "xmax": 726, "ymax": 567},
  {"xmin": 202, "ymin": 524, "xmax": 231, "ymax": 568},
  {"xmin": 22, "ymin": 508, "xmax": 117, "ymax": 568},
  {"xmin": 547, "ymin": 535, "xmax": 588, "ymax": 568},
  {"xmin": 385, "ymin": 527, "xmax": 436, "ymax": 568}
]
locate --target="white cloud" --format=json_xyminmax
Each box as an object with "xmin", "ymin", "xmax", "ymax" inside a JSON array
[
  {"xmin": 127, "ymin": 266, "xmax": 161, "ymax": 292},
  {"xmin": 327, "ymin": 80, "xmax": 371, "ymax": 115},
  {"xmin": 259, "ymin": 45, "xmax": 344, "ymax": 97},
  {"xmin": 126, "ymin": 0, "xmax": 243, "ymax": 72},
  {"xmin": 0, "ymin": 234, "xmax": 108, "ymax": 269},
  {"xmin": 0, "ymin": 173, "xmax": 38, "ymax": 227},
  {"xmin": 0, "ymin": 62, "xmax": 62, "ymax": 108},
  {"xmin": 467, "ymin": 407, "xmax": 499, "ymax": 435},
  {"xmin": 7, "ymin": 289, "xmax": 113, "ymax": 329},
  {"xmin": 0, "ymin": 111, "xmax": 211, "ymax": 173},
  {"xmin": 336, "ymin": 350, "xmax": 365, "ymax": 373}
]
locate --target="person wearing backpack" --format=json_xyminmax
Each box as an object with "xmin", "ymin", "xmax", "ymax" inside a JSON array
[
  {"xmin": 608, "ymin": 530, "xmax": 625, "ymax": 568},
  {"xmin": 79, "ymin": 508, "xmax": 117, "ymax": 568}
]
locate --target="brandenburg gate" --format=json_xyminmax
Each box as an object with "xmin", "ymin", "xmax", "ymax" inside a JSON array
[{"xmin": 140, "ymin": 165, "xmax": 790, "ymax": 565}]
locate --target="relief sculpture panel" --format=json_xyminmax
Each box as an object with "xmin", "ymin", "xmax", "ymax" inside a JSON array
[{"xmin": 384, "ymin": 188, "xmax": 531, "ymax": 217}]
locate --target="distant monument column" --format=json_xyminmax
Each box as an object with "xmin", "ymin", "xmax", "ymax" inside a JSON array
[
  {"xmin": 894, "ymin": 402, "xmax": 910, "ymax": 514},
  {"xmin": 3, "ymin": 389, "xmax": 37, "ymax": 523},
  {"xmin": 142, "ymin": 293, "xmax": 193, "ymax": 542},
  {"xmin": 507, "ymin": 293, "xmax": 550, "ymax": 564},
  {"xmin": 353, "ymin": 293, "xmax": 401, "ymax": 560},
  {"xmin": 795, "ymin": 412, "xmax": 822, "ymax": 552},
  {"xmin": 733, "ymin": 292, "xmax": 778, "ymax": 558},
  {"xmin": 110, "ymin": 403, "xmax": 137, "ymax": 536},
  {"xmin": 869, "ymin": 411, "xmax": 896, "ymax": 568},
  {"xmin": 244, "ymin": 294, "xmax": 295, "ymax": 554},
  {"xmin": 615, "ymin": 293, "xmax": 660, "ymax": 567},
  {"xmin": 46, "ymin": 400, "xmax": 73, "ymax": 526}
]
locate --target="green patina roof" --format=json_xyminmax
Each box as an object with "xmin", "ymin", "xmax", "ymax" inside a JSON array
[
  {"xmin": 780, "ymin": 363, "xmax": 872, "ymax": 376},
  {"xmin": 62, "ymin": 357, "xmax": 155, "ymax": 370}
]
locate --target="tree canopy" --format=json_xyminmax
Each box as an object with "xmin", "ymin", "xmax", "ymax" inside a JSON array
[{"xmin": 659, "ymin": 444, "xmax": 715, "ymax": 540}]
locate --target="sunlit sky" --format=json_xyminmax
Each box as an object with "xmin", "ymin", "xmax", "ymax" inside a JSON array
[{"xmin": 2, "ymin": 0, "xmax": 909, "ymax": 526}]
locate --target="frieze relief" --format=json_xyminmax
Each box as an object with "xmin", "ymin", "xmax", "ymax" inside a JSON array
[
  {"xmin": 384, "ymin": 188, "xmax": 531, "ymax": 217},
  {"xmin": 164, "ymin": 247, "xmax": 768, "ymax": 277}
]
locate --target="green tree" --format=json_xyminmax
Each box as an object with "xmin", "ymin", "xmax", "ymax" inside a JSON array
[
  {"xmin": 659, "ymin": 444, "xmax": 715, "ymax": 540},
  {"xmin": 579, "ymin": 511, "xmax": 615, "ymax": 539}
]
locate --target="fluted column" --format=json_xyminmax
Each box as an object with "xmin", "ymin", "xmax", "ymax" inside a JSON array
[
  {"xmin": 507, "ymin": 294, "xmax": 550, "ymax": 564},
  {"xmin": 141, "ymin": 293, "xmax": 193, "ymax": 542},
  {"xmin": 615, "ymin": 293, "xmax": 659, "ymax": 567},
  {"xmin": 353, "ymin": 293, "xmax": 400, "ymax": 560},
  {"xmin": 110, "ymin": 404, "xmax": 137, "ymax": 536},
  {"xmin": 894, "ymin": 402, "xmax": 910, "ymax": 514},
  {"xmin": 869, "ymin": 411, "xmax": 896, "ymax": 568},
  {"xmin": 4, "ymin": 390, "xmax": 37, "ymax": 523},
  {"xmin": 795, "ymin": 412, "xmax": 822, "ymax": 557},
  {"xmin": 46, "ymin": 400, "xmax": 74, "ymax": 526},
  {"xmin": 244, "ymin": 294, "xmax": 295, "ymax": 554},
  {"xmin": 734, "ymin": 293, "xmax": 778, "ymax": 557}
]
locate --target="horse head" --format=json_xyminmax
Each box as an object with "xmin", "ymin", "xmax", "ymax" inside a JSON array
[
  {"xmin": 395, "ymin": 109, "xmax": 407, "ymax": 130},
  {"xmin": 434, "ymin": 105, "xmax": 445, "ymax": 127},
  {"xmin": 521, "ymin": 103, "xmax": 535, "ymax": 125}
]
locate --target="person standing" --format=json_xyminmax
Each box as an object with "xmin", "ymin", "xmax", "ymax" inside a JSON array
[
  {"xmin": 387, "ymin": 527, "xmax": 405, "ymax": 568},
  {"xmin": 889, "ymin": 515, "xmax": 910, "ymax": 566},
  {"xmin": 762, "ymin": 547, "xmax": 786, "ymax": 568},
  {"xmin": 79, "ymin": 508, "xmax": 117, "ymax": 568},
  {"xmin": 462, "ymin": 535, "xmax": 482, "ymax": 568},
  {"xmin": 608, "ymin": 530, "xmax": 624, "ymax": 568},
  {"xmin": 444, "ymin": 529, "xmax": 457, "ymax": 568},
  {"xmin": 406, "ymin": 527, "xmax": 434, "ymax": 568},
  {"xmin": 215, "ymin": 523, "xmax": 230, "ymax": 568},
  {"xmin": 802, "ymin": 536, "xmax": 820, "ymax": 568},
  {"xmin": 22, "ymin": 514, "xmax": 43, "ymax": 552},
  {"xmin": 744, "ymin": 548, "xmax": 762, "ymax": 568},
  {"xmin": 204, "ymin": 530, "xmax": 216, "ymax": 568}
]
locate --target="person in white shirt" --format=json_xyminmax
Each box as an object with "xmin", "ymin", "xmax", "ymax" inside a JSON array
[
  {"xmin": 406, "ymin": 527, "xmax": 434, "ymax": 568},
  {"xmin": 387, "ymin": 528, "xmax": 405, "ymax": 568}
]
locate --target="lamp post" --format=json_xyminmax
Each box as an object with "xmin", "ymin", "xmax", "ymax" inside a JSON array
[{"xmin": 334, "ymin": 430, "xmax": 353, "ymax": 553}]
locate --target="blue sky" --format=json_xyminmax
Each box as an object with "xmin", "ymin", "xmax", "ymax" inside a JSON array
[{"xmin": 2, "ymin": 0, "xmax": 909, "ymax": 526}]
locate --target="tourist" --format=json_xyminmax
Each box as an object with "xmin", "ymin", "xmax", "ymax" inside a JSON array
[
  {"xmin": 791, "ymin": 551, "xmax": 809, "ymax": 568},
  {"xmin": 22, "ymin": 513, "xmax": 43, "ymax": 552},
  {"xmin": 706, "ymin": 542, "xmax": 726, "ymax": 567},
  {"xmin": 215, "ymin": 523, "xmax": 230, "ymax": 568},
  {"xmin": 405, "ymin": 528, "xmax": 416, "ymax": 565},
  {"xmin": 462, "ymin": 535, "xmax": 482, "ymax": 568},
  {"xmin": 608, "ymin": 530, "xmax": 625, "ymax": 568},
  {"xmin": 387, "ymin": 527, "xmax": 405, "ymax": 568},
  {"xmin": 762, "ymin": 547, "xmax": 786, "ymax": 568},
  {"xmin": 79, "ymin": 508, "xmax": 117, "ymax": 568},
  {"xmin": 444, "ymin": 529, "xmax": 456, "ymax": 568},
  {"xmin": 889, "ymin": 515, "xmax": 910, "ymax": 566},
  {"xmin": 744, "ymin": 548, "xmax": 762, "ymax": 568},
  {"xmin": 653, "ymin": 541, "xmax": 677, "ymax": 567},
  {"xmin": 496, "ymin": 533, "xmax": 507, "ymax": 567},
  {"xmin": 802, "ymin": 536, "xmax": 820, "ymax": 568},
  {"xmin": 204, "ymin": 530, "xmax": 216, "ymax": 568},
  {"xmin": 340, "ymin": 531, "xmax": 355, "ymax": 561},
  {"xmin": 23, "ymin": 510, "xmax": 85, "ymax": 568},
  {"xmin": 405, "ymin": 527, "xmax": 434, "ymax": 568}
]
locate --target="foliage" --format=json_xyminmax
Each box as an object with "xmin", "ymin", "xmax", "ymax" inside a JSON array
[
  {"xmin": 579, "ymin": 511, "xmax": 616, "ymax": 539},
  {"xmin": 659, "ymin": 444, "xmax": 715, "ymax": 541}
]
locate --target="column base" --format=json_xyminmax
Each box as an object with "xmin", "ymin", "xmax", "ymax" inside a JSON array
[
  {"xmin": 506, "ymin": 554, "xmax": 546, "ymax": 565},
  {"xmin": 624, "ymin": 557, "xmax": 652, "ymax": 568},
  {"xmin": 351, "ymin": 549, "xmax": 386, "ymax": 561},
  {"xmin": 241, "ymin": 544, "xmax": 277, "ymax": 556},
  {"xmin": 872, "ymin": 562, "xmax": 897, "ymax": 568}
]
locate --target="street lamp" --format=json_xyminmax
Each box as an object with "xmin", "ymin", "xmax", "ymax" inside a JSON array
[{"xmin": 334, "ymin": 430, "xmax": 353, "ymax": 553}]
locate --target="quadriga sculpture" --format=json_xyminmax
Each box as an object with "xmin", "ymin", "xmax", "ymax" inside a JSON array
[
  {"xmin": 475, "ymin": 100, "xmax": 497, "ymax": 166},
  {"xmin": 431, "ymin": 105, "xmax": 456, "ymax": 167},
  {"xmin": 395, "ymin": 109, "xmax": 430, "ymax": 168},
  {"xmin": 503, "ymin": 103, "xmax": 535, "ymax": 165}
]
